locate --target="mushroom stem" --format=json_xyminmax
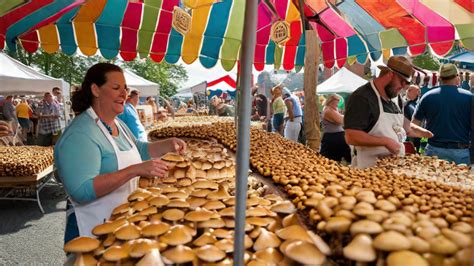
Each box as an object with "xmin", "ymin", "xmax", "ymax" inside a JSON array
[
  {"xmin": 355, "ymin": 262, "xmax": 367, "ymax": 266},
  {"xmin": 376, "ymin": 255, "xmax": 384, "ymax": 266}
]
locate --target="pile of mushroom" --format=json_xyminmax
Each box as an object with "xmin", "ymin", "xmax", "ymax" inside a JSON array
[
  {"xmin": 149, "ymin": 121, "xmax": 473, "ymax": 265},
  {"xmin": 65, "ymin": 180, "xmax": 329, "ymax": 265},
  {"xmin": 376, "ymin": 154, "xmax": 474, "ymax": 189},
  {"xmin": 0, "ymin": 146, "xmax": 53, "ymax": 176}
]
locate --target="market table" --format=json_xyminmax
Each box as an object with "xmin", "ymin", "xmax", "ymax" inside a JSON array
[{"xmin": 0, "ymin": 164, "xmax": 55, "ymax": 213}]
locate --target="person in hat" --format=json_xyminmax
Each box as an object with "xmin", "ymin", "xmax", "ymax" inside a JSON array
[
  {"xmin": 282, "ymin": 87, "xmax": 303, "ymax": 142},
  {"xmin": 412, "ymin": 63, "xmax": 472, "ymax": 165},
  {"xmin": 344, "ymin": 56, "xmax": 432, "ymax": 168}
]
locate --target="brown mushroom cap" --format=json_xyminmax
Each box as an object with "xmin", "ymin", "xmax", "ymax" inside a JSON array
[
  {"xmin": 307, "ymin": 231, "xmax": 331, "ymax": 256},
  {"xmin": 148, "ymin": 195, "xmax": 170, "ymax": 208},
  {"xmin": 441, "ymin": 228, "xmax": 472, "ymax": 248},
  {"xmin": 325, "ymin": 216, "xmax": 352, "ymax": 233},
  {"xmin": 407, "ymin": 236, "xmax": 430, "ymax": 253},
  {"xmin": 270, "ymin": 201, "xmax": 296, "ymax": 214},
  {"xmin": 247, "ymin": 217, "xmax": 274, "ymax": 227},
  {"xmin": 276, "ymin": 225, "xmax": 312, "ymax": 242},
  {"xmin": 138, "ymin": 206, "xmax": 158, "ymax": 216},
  {"xmin": 387, "ymin": 250, "xmax": 429, "ymax": 266},
  {"xmin": 167, "ymin": 198, "xmax": 190, "ymax": 208},
  {"xmin": 112, "ymin": 203, "xmax": 130, "ymax": 215},
  {"xmin": 212, "ymin": 228, "xmax": 233, "ymax": 239},
  {"xmin": 64, "ymin": 237, "xmax": 100, "ymax": 253},
  {"xmin": 215, "ymin": 239, "xmax": 234, "ymax": 253},
  {"xmin": 193, "ymin": 232, "xmax": 218, "ymax": 246},
  {"xmin": 162, "ymin": 245, "xmax": 195, "ymax": 264},
  {"xmin": 428, "ymin": 235, "xmax": 459, "ymax": 255},
  {"xmin": 162, "ymin": 209, "xmax": 185, "ymax": 221},
  {"xmin": 282, "ymin": 213, "xmax": 300, "ymax": 227},
  {"xmin": 350, "ymin": 219, "xmax": 383, "ymax": 235},
  {"xmin": 166, "ymin": 191, "xmax": 188, "ymax": 199},
  {"xmin": 114, "ymin": 223, "xmax": 141, "ymax": 241},
  {"xmin": 373, "ymin": 231, "xmax": 411, "ymax": 251},
  {"xmin": 129, "ymin": 239, "xmax": 159, "ymax": 258},
  {"xmin": 160, "ymin": 225, "xmax": 193, "ymax": 245},
  {"xmin": 195, "ymin": 245, "xmax": 226, "ymax": 262},
  {"xmin": 103, "ymin": 246, "xmax": 129, "ymax": 261},
  {"xmin": 185, "ymin": 208, "xmax": 215, "ymax": 222},
  {"xmin": 161, "ymin": 152, "xmax": 185, "ymax": 162},
  {"xmin": 92, "ymin": 219, "xmax": 127, "ymax": 236},
  {"xmin": 193, "ymin": 180, "xmax": 219, "ymax": 190},
  {"xmin": 203, "ymin": 200, "xmax": 226, "ymax": 210},
  {"xmin": 128, "ymin": 190, "xmax": 152, "ymax": 202},
  {"xmin": 198, "ymin": 218, "xmax": 226, "ymax": 229},
  {"xmin": 141, "ymin": 222, "xmax": 170, "ymax": 237},
  {"xmin": 187, "ymin": 197, "xmax": 208, "ymax": 209},
  {"xmin": 253, "ymin": 228, "xmax": 281, "ymax": 251},
  {"xmin": 207, "ymin": 185, "xmax": 231, "ymax": 200},
  {"xmin": 254, "ymin": 248, "xmax": 284, "ymax": 264},
  {"xmin": 343, "ymin": 234, "xmax": 376, "ymax": 262},
  {"xmin": 284, "ymin": 240, "xmax": 326, "ymax": 265}
]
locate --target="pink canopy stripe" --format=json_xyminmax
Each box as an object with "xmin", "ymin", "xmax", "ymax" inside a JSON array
[
  {"xmin": 253, "ymin": 3, "xmax": 273, "ymax": 71},
  {"xmin": 356, "ymin": 0, "xmax": 427, "ymax": 56},
  {"xmin": 149, "ymin": 0, "xmax": 178, "ymax": 63},
  {"xmin": 312, "ymin": 22, "xmax": 336, "ymax": 68},
  {"xmin": 398, "ymin": 0, "xmax": 455, "ymax": 56},
  {"xmin": 120, "ymin": 2, "xmax": 143, "ymax": 61}
]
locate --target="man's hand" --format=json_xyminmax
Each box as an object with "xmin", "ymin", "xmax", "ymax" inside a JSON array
[
  {"xmin": 384, "ymin": 137, "xmax": 401, "ymax": 155},
  {"xmin": 419, "ymin": 130, "xmax": 434, "ymax": 139}
]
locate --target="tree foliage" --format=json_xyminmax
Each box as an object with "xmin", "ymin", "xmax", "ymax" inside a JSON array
[
  {"xmin": 7, "ymin": 45, "xmax": 188, "ymax": 98},
  {"xmin": 412, "ymin": 53, "xmax": 440, "ymax": 71},
  {"xmin": 122, "ymin": 58, "xmax": 188, "ymax": 97}
]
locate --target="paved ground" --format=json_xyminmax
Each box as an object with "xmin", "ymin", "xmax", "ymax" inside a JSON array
[{"xmin": 0, "ymin": 183, "xmax": 67, "ymax": 265}]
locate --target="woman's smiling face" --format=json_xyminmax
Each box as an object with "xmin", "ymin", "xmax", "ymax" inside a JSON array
[{"xmin": 96, "ymin": 71, "xmax": 128, "ymax": 115}]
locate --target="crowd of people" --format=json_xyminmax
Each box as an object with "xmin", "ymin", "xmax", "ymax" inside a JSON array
[
  {"xmin": 245, "ymin": 56, "xmax": 473, "ymax": 168},
  {"xmin": 0, "ymin": 56, "xmax": 472, "ymax": 245},
  {"xmin": 0, "ymin": 88, "xmax": 63, "ymax": 146}
]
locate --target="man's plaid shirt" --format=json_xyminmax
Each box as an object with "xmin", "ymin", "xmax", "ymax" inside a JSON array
[{"xmin": 37, "ymin": 100, "xmax": 61, "ymax": 135}]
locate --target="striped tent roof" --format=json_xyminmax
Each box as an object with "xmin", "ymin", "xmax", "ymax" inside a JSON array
[{"xmin": 0, "ymin": 0, "xmax": 472, "ymax": 71}]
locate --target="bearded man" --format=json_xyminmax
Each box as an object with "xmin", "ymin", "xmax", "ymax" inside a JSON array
[{"xmin": 343, "ymin": 56, "xmax": 433, "ymax": 168}]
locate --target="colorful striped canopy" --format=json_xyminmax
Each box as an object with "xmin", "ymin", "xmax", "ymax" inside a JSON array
[{"xmin": 0, "ymin": 0, "xmax": 472, "ymax": 71}]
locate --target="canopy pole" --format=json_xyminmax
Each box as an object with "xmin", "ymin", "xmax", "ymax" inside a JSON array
[
  {"xmin": 298, "ymin": 0, "xmax": 321, "ymax": 151},
  {"xmin": 233, "ymin": 0, "xmax": 258, "ymax": 265}
]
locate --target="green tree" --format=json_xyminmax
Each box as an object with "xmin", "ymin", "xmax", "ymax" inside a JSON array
[
  {"xmin": 412, "ymin": 53, "xmax": 440, "ymax": 71},
  {"xmin": 123, "ymin": 58, "xmax": 188, "ymax": 97},
  {"xmin": 7, "ymin": 44, "xmax": 101, "ymax": 86}
]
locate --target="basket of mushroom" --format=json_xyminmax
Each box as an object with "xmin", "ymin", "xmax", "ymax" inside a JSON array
[
  {"xmin": 375, "ymin": 154, "xmax": 474, "ymax": 189},
  {"xmin": 64, "ymin": 177, "xmax": 331, "ymax": 265},
  {"xmin": 148, "ymin": 122, "xmax": 473, "ymax": 265},
  {"xmin": 0, "ymin": 146, "xmax": 53, "ymax": 177}
]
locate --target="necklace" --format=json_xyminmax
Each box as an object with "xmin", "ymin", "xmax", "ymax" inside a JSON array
[{"xmin": 100, "ymin": 120, "xmax": 113, "ymax": 135}]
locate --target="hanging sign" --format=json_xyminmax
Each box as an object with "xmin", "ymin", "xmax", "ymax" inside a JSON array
[
  {"xmin": 172, "ymin": 6, "xmax": 192, "ymax": 35},
  {"xmin": 270, "ymin": 20, "xmax": 290, "ymax": 46}
]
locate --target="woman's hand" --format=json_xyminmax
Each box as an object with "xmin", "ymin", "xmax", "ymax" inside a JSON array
[
  {"xmin": 132, "ymin": 159, "xmax": 169, "ymax": 178},
  {"xmin": 168, "ymin": 137, "xmax": 187, "ymax": 155},
  {"xmin": 0, "ymin": 121, "xmax": 13, "ymax": 137}
]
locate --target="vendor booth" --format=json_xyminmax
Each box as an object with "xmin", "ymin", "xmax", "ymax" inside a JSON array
[{"xmin": 123, "ymin": 69, "xmax": 160, "ymax": 97}]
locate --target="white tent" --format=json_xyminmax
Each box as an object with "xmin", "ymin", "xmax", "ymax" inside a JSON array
[
  {"xmin": 123, "ymin": 69, "xmax": 160, "ymax": 97},
  {"xmin": 317, "ymin": 67, "xmax": 367, "ymax": 94},
  {"xmin": 0, "ymin": 52, "xmax": 68, "ymax": 96}
]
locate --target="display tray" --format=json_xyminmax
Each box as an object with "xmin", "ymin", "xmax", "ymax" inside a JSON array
[{"xmin": 0, "ymin": 164, "xmax": 54, "ymax": 188}]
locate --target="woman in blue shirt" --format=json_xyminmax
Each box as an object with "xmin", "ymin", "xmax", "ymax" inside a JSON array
[{"xmin": 55, "ymin": 63, "xmax": 186, "ymax": 242}]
